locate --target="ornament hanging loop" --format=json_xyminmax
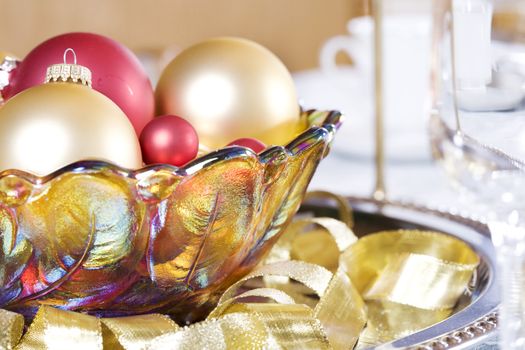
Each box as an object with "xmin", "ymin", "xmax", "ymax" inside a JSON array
[{"xmin": 63, "ymin": 48, "xmax": 77, "ymax": 65}]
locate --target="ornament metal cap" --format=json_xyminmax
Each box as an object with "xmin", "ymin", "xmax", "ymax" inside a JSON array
[{"xmin": 45, "ymin": 48, "xmax": 92, "ymax": 87}]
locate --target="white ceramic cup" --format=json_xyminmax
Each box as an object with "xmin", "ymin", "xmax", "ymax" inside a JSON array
[{"xmin": 319, "ymin": 15, "xmax": 432, "ymax": 161}]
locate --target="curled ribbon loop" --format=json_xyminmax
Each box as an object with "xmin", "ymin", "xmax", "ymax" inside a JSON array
[
  {"xmin": 340, "ymin": 230, "xmax": 480, "ymax": 347},
  {"xmin": 101, "ymin": 314, "xmax": 179, "ymax": 350},
  {"xmin": 16, "ymin": 306, "xmax": 102, "ymax": 350},
  {"xmin": 212, "ymin": 260, "xmax": 367, "ymax": 349}
]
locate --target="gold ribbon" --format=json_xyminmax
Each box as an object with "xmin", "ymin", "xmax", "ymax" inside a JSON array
[
  {"xmin": 0, "ymin": 309, "xmax": 24, "ymax": 350},
  {"xmin": 340, "ymin": 230, "xmax": 479, "ymax": 347},
  {"xmin": 0, "ymin": 197, "xmax": 479, "ymax": 349},
  {"xmin": 4, "ymin": 260, "xmax": 359, "ymax": 350}
]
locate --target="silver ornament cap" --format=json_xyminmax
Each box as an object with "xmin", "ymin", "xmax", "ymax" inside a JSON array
[{"xmin": 44, "ymin": 48, "xmax": 92, "ymax": 87}]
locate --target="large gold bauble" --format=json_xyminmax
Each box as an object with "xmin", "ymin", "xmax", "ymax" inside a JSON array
[
  {"xmin": 155, "ymin": 37, "xmax": 303, "ymax": 149},
  {"xmin": 0, "ymin": 83, "xmax": 143, "ymax": 175}
]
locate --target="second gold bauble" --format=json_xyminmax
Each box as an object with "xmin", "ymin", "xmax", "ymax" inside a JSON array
[
  {"xmin": 156, "ymin": 37, "xmax": 304, "ymax": 149},
  {"xmin": 0, "ymin": 83, "xmax": 143, "ymax": 175}
]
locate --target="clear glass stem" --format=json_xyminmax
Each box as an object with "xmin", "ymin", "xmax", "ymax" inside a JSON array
[
  {"xmin": 490, "ymin": 221, "xmax": 525, "ymax": 349},
  {"xmin": 498, "ymin": 250, "xmax": 525, "ymax": 349}
]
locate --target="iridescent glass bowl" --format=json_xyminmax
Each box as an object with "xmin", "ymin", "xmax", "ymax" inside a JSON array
[{"xmin": 0, "ymin": 109, "xmax": 342, "ymax": 323}]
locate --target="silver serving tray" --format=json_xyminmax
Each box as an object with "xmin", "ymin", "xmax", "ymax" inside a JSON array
[{"xmin": 300, "ymin": 195, "xmax": 499, "ymax": 350}]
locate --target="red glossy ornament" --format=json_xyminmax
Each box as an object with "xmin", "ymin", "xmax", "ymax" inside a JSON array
[
  {"xmin": 227, "ymin": 138, "xmax": 266, "ymax": 153},
  {"xmin": 7, "ymin": 32, "xmax": 154, "ymax": 135},
  {"xmin": 140, "ymin": 115, "xmax": 199, "ymax": 166}
]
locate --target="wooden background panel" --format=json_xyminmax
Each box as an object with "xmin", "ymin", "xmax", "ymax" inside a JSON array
[{"xmin": 0, "ymin": 0, "xmax": 367, "ymax": 71}]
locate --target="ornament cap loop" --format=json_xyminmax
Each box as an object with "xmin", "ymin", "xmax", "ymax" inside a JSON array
[
  {"xmin": 45, "ymin": 49, "xmax": 92, "ymax": 87},
  {"xmin": 63, "ymin": 48, "xmax": 77, "ymax": 65}
]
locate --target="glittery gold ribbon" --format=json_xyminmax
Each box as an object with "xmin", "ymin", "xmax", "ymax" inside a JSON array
[
  {"xmin": 341, "ymin": 230, "xmax": 480, "ymax": 348},
  {"xmin": 0, "ymin": 309, "xmax": 24, "ymax": 349},
  {"xmin": 2, "ymin": 260, "xmax": 360, "ymax": 350},
  {"xmin": 0, "ymin": 199, "xmax": 479, "ymax": 349}
]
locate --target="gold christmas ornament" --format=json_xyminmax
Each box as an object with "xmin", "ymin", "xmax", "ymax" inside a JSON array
[
  {"xmin": 0, "ymin": 49, "xmax": 143, "ymax": 175},
  {"xmin": 156, "ymin": 37, "xmax": 304, "ymax": 149}
]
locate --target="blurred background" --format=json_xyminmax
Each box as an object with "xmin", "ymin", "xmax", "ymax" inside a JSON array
[{"xmin": 0, "ymin": 0, "xmax": 366, "ymax": 72}]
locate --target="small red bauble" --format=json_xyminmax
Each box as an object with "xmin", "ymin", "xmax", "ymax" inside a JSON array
[
  {"xmin": 140, "ymin": 115, "xmax": 199, "ymax": 166},
  {"xmin": 7, "ymin": 32, "xmax": 154, "ymax": 136},
  {"xmin": 227, "ymin": 138, "xmax": 266, "ymax": 153}
]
